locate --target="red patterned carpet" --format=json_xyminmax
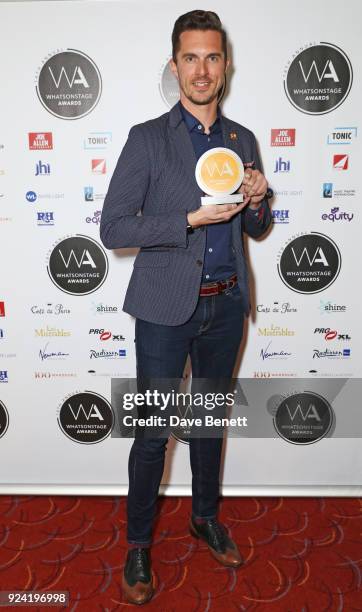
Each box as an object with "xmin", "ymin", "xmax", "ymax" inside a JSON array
[{"xmin": 0, "ymin": 495, "xmax": 361, "ymax": 611}]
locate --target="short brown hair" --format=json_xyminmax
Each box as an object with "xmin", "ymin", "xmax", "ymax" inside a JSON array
[{"xmin": 172, "ymin": 10, "xmax": 227, "ymax": 62}]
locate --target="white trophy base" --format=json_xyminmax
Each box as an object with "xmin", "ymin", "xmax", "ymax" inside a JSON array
[{"xmin": 201, "ymin": 193, "xmax": 244, "ymax": 206}]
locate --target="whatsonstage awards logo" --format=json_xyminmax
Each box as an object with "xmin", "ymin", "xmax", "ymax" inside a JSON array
[
  {"xmin": 272, "ymin": 391, "xmax": 334, "ymax": 444},
  {"xmin": 57, "ymin": 391, "xmax": 114, "ymax": 444},
  {"xmin": 35, "ymin": 49, "xmax": 102, "ymax": 119},
  {"xmin": 277, "ymin": 232, "xmax": 341, "ymax": 294},
  {"xmin": 47, "ymin": 234, "xmax": 108, "ymax": 295},
  {"xmin": 283, "ymin": 42, "xmax": 353, "ymax": 115}
]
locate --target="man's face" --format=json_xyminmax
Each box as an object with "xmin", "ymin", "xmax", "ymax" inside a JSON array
[{"xmin": 170, "ymin": 29, "xmax": 229, "ymax": 106}]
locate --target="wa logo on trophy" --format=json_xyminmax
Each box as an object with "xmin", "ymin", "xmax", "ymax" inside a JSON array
[
  {"xmin": 277, "ymin": 232, "xmax": 341, "ymax": 294},
  {"xmin": 273, "ymin": 391, "xmax": 334, "ymax": 445},
  {"xmin": 196, "ymin": 148, "xmax": 244, "ymax": 205},
  {"xmin": 58, "ymin": 391, "xmax": 114, "ymax": 444},
  {"xmin": 284, "ymin": 43, "xmax": 352, "ymax": 115},
  {"xmin": 36, "ymin": 49, "xmax": 102, "ymax": 119},
  {"xmin": 47, "ymin": 235, "xmax": 108, "ymax": 295}
]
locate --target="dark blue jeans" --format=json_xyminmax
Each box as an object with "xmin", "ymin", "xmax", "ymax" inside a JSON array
[{"xmin": 127, "ymin": 282, "xmax": 244, "ymax": 545}]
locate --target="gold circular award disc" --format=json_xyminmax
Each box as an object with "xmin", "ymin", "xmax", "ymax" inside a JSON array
[{"xmin": 195, "ymin": 147, "xmax": 244, "ymax": 197}]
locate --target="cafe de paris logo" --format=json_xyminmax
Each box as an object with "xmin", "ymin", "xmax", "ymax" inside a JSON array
[
  {"xmin": 36, "ymin": 49, "xmax": 102, "ymax": 119},
  {"xmin": 47, "ymin": 234, "xmax": 108, "ymax": 296},
  {"xmin": 277, "ymin": 232, "xmax": 341, "ymax": 294},
  {"xmin": 58, "ymin": 391, "xmax": 114, "ymax": 444},
  {"xmin": 284, "ymin": 43, "xmax": 352, "ymax": 115},
  {"xmin": 273, "ymin": 391, "xmax": 334, "ymax": 445}
]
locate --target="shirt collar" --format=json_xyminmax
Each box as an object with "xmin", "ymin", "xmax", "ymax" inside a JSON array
[{"xmin": 178, "ymin": 101, "xmax": 222, "ymax": 134}]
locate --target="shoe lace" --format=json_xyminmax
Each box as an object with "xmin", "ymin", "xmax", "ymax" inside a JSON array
[
  {"xmin": 134, "ymin": 548, "xmax": 147, "ymax": 571},
  {"xmin": 207, "ymin": 519, "xmax": 227, "ymax": 549}
]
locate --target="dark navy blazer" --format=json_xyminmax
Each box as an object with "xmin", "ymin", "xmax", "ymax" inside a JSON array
[{"xmin": 100, "ymin": 102, "xmax": 272, "ymax": 325}]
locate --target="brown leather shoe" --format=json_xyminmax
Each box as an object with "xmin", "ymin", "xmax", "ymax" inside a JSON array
[
  {"xmin": 190, "ymin": 517, "xmax": 243, "ymax": 568},
  {"xmin": 122, "ymin": 548, "xmax": 154, "ymax": 605}
]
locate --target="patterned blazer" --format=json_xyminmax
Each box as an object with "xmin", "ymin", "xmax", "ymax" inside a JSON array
[{"xmin": 100, "ymin": 103, "xmax": 271, "ymax": 325}]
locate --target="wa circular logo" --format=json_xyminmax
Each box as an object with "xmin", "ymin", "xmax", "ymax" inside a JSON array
[
  {"xmin": 47, "ymin": 235, "xmax": 108, "ymax": 295},
  {"xmin": 58, "ymin": 391, "xmax": 114, "ymax": 444},
  {"xmin": 36, "ymin": 49, "xmax": 102, "ymax": 119},
  {"xmin": 284, "ymin": 43, "xmax": 352, "ymax": 115},
  {"xmin": 0, "ymin": 401, "xmax": 9, "ymax": 439},
  {"xmin": 274, "ymin": 391, "xmax": 334, "ymax": 444},
  {"xmin": 277, "ymin": 232, "xmax": 341, "ymax": 294},
  {"xmin": 159, "ymin": 59, "xmax": 180, "ymax": 108}
]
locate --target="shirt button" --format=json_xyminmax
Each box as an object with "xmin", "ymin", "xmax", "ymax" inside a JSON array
[
  {"xmin": 205, "ymin": 274, "xmax": 210, "ymax": 279},
  {"xmin": 208, "ymin": 248, "xmax": 213, "ymax": 253},
  {"xmin": 198, "ymin": 124, "xmax": 202, "ymax": 130},
  {"xmin": 196, "ymin": 259, "xmax": 203, "ymax": 266},
  {"xmin": 208, "ymin": 137, "xmax": 211, "ymax": 142}
]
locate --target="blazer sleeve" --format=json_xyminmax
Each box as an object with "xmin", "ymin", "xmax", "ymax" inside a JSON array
[
  {"xmin": 100, "ymin": 125, "xmax": 188, "ymax": 249},
  {"xmin": 240, "ymin": 133, "xmax": 272, "ymax": 239}
]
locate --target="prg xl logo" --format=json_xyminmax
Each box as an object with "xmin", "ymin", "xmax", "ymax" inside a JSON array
[
  {"xmin": 284, "ymin": 43, "xmax": 352, "ymax": 114},
  {"xmin": 36, "ymin": 49, "xmax": 102, "ymax": 119}
]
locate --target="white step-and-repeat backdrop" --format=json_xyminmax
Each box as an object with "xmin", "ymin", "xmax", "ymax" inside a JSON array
[{"xmin": 0, "ymin": 0, "xmax": 361, "ymax": 494}]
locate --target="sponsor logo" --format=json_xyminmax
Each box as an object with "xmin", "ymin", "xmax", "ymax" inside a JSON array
[
  {"xmin": 258, "ymin": 325, "xmax": 295, "ymax": 337},
  {"xmin": 31, "ymin": 303, "xmax": 71, "ymax": 315},
  {"xmin": 39, "ymin": 342, "xmax": 70, "ymax": 361},
  {"xmin": 322, "ymin": 183, "xmax": 356, "ymax": 198},
  {"xmin": 260, "ymin": 341, "xmax": 292, "ymax": 360},
  {"xmin": 314, "ymin": 328, "xmax": 351, "ymax": 341},
  {"xmin": 333, "ymin": 154, "xmax": 349, "ymax": 170},
  {"xmin": 26, "ymin": 190, "xmax": 37, "ymax": 203},
  {"xmin": 159, "ymin": 57, "xmax": 180, "ymax": 108},
  {"xmin": 272, "ymin": 189, "xmax": 303, "ymax": 197},
  {"xmin": 0, "ymin": 401, "xmax": 9, "ymax": 438},
  {"xmin": 284, "ymin": 42, "xmax": 353, "ymax": 115},
  {"xmin": 91, "ymin": 159, "xmax": 106, "ymax": 174},
  {"xmin": 271, "ymin": 129, "xmax": 296, "ymax": 146},
  {"xmin": 47, "ymin": 234, "xmax": 108, "ymax": 295},
  {"xmin": 37, "ymin": 212, "xmax": 55, "ymax": 226},
  {"xmin": 272, "ymin": 210, "xmax": 290, "ymax": 224},
  {"xmin": 257, "ymin": 301, "xmax": 298, "ymax": 314},
  {"xmin": 35, "ymin": 326, "xmax": 71, "ymax": 337},
  {"xmin": 319, "ymin": 300, "xmax": 347, "ymax": 314},
  {"xmin": 87, "ymin": 369, "xmax": 130, "ymax": 377},
  {"xmin": 253, "ymin": 371, "xmax": 297, "ymax": 378},
  {"xmin": 28, "ymin": 132, "xmax": 53, "ymax": 150},
  {"xmin": 274, "ymin": 157, "xmax": 290, "ymax": 173},
  {"xmin": 89, "ymin": 329, "xmax": 125, "ymax": 341},
  {"xmin": 0, "ymin": 329, "xmax": 3, "ymax": 339},
  {"xmin": 0, "ymin": 352, "xmax": 16, "ymax": 359},
  {"xmin": 0, "ymin": 216, "xmax": 12, "ymax": 223},
  {"xmin": 35, "ymin": 371, "xmax": 77, "ymax": 379},
  {"xmin": 89, "ymin": 348, "xmax": 127, "ymax": 359},
  {"xmin": 327, "ymin": 127, "xmax": 357, "ymax": 145},
  {"xmin": 323, "ymin": 182, "xmax": 333, "ymax": 198},
  {"xmin": 273, "ymin": 391, "xmax": 334, "ymax": 444},
  {"xmin": 321, "ymin": 207, "xmax": 353, "ymax": 222},
  {"xmin": 84, "ymin": 187, "xmax": 105, "ymax": 202},
  {"xmin": 277, "ymin": 232, "xmax": 341, "ymax": 294},
  {"xmin": 85, "ymin": 210, "xmax": 101, "ymax": 225},
  {"xmin": 57, "ymin": 391, "xmax": 114, "ymax": 444},
  {"xmin": 35, "ymin": 160, "xmax": 51, "ymax": 176},
  {"xmin": 84, "ymin": 132, "xmax": 112, "ymax": 149},
  {"xmin": 36, "ymin": 49, "xmax": 102, "ymax": 120},
  {"xmin": 26, "ymin": 190, "xmax": 64, "ymax": 202},
  {"xmin": 90, "ymin": 302, "xmax": 118, "ymax": 314},
  {"xmin": 0, "ymin": 302, "xmax": 5, "ymax": 317},
  {"xmin": 308, "ymin": 370, "xmax": 352, "ymax": 377},
  {"xmin": 313, "ymin": 348, "xmax": 351, "ymax": 359},
  {"xmin": 0, "ymin": 371, "xmax": 9, "ymax": 383}
]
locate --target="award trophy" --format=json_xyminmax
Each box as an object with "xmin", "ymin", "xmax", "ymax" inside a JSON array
[{"xmin": 195, "ymin": 147, "xmax": 244, "ymax": 205}]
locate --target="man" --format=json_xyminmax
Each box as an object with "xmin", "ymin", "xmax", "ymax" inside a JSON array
[{"xmin": 100, "ymin": 10, "xmax": 271, "ymax": 605}]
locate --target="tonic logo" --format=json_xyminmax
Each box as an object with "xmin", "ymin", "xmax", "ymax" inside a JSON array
[
  {"xmin": 291, "ymin": 246, "xmax": 329, "ymax": 267},
  {"xmin": 58, "ymin": 248, "xmax": 97, "ymax": 269},
  {"xmin": 67, "ymin": 402, "xmax": 104, "ymax": 421},
  {"xmin": 48, "ymin": 65, "xmax": 90, "ymax": 89},
  {"xmin": 285, "ymin": 402, "xmax": 321, "ymax": 422},
  {"xmin": 205, "ymin": 161, "xmax": 233, "ymax": 177},
  {"xmin": 299, "ymin": 59, "xmax": 339, "ymax": 83}
]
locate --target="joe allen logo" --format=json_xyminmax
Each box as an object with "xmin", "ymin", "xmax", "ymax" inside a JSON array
[
  {"xmin": 47, "ymin": 235, "xmax": 108, "ymax": 295},
  {"xmin": 273, "ymin": 391, "xmax": 334, "ymax": 444},
  {"xmin": 284, "ymin": 43, "xmax": 352, "ymax": 115},
  {"xmin": 36, "ymin": 49, "xmax": 102, "ymax": 119},
  {"xmin": 58, "ymin": 391, "xmax": 114, "ymax": 444},
  {"xmin": 277, "ymin": 232, "xmax": 341, "ymax": 294}
]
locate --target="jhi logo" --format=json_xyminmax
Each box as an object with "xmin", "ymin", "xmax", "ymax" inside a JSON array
[
  {"xmin": 274, "ymin": 157, "xmax": 290, "ymax": 173},
  {"xmin": 37, "ymin": 212, "xmax": 54, "ymax": 225},
  {"xmin": 35, "ymin": 160, "xmax": 51, "ymax": 176}
]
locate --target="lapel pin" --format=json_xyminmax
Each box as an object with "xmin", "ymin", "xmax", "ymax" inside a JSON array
[{"xmin": 229, "ymin": 132, "xmax": 238, "ymax": 140}]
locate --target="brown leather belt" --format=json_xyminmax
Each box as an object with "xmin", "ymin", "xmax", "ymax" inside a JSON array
[{"xmin": 199, "ymin": 274, "xmax": 238, "ymax": 296}]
